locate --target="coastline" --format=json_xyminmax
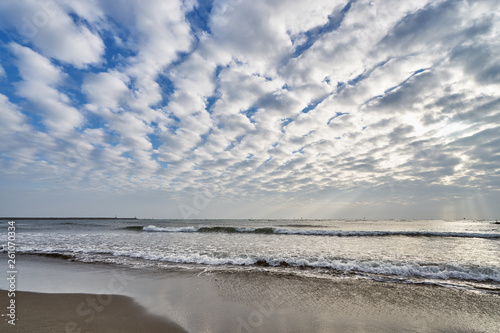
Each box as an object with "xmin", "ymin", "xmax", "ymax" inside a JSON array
[{"xmin": 1, "ymin": 253, "xmax": 499, "ymax": 332}]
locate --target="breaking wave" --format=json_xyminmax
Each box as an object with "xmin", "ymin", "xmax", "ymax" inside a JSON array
[
  {"xmin": 10, "ymin": 247, "xmax": 500, "ymax": 284},
  {"xmin": 135, "ymin": 225, "xmax": 500, "ymax": 239}
]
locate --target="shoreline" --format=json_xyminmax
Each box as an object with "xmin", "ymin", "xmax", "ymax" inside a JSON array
[{"xmin": 1, "ymin": 254, "xmax": 499, "ymax": 332}]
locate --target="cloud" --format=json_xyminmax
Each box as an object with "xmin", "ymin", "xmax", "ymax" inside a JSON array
[
  {"xmin": 82, "ymin": 71, "xmax": 130, "ymax": 109},
  {"xmin": 0, "ymin": 93, "xmax": 57, "ymax": 180},
  {"xmin": 9, "ymin": 43, "xmax": 84, "ymax": 137},
  {"xmin": 0, "ymin": 93, "xmax": 34, "ymax": 148},
  {"xmin": 0, "ymin": 0, "xmax": 499, "ymax": 218},
  {"xmin": 0, "ymin": 0, "xmax": 104, "ymax": 67}
]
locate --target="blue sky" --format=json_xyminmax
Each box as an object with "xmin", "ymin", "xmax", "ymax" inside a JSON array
[{"xmin": 0, "ymin": 0, "xmax": 499, "ymax": 219}]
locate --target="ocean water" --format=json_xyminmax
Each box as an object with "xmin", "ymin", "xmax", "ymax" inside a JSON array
[{"xmin": 2, "ymin": 218, "xmax": 499, "ymax": 294}]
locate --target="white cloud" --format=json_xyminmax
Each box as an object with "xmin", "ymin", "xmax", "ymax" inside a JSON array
[
  {"xmin": 0, "ymin": 93, "xmax": 57, "ymax": 178},
  {"xmin": 100, "ymin": 0, "xmax": 193, "ymax": 112},
  {"xmin": 9, "ymin": 43, "xmax": 84, "ymax": 137},
  {"xmin": 82, "ymin": 71, "xmax": 130, "ymax": 109},
  {"xmin": 0, "ymin": 0, "xmax": 104, "ymax": 67},
  {"xmin": 57, "ymin": 0, "xmax": 105, "ymax": 24},
  {"xmin": 0, "ymin": 93, "xmax": 31, "ymax": 138}
]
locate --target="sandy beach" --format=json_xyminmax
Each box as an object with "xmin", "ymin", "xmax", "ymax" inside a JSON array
[
  {"xmin": 1, "ymin": 253, "xmax": 499, "ymax": 332},
  {"xmin": 0, "ymin": 290, "xmax": 188, "ymax": 333}
]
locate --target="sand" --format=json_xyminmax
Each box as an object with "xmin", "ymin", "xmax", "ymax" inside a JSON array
[
  {"xmin": 0, "ymin": 290, "xmax": 188, "ymax": 333},
  {"xmin": 1, "ymin": 254, "xmax": 499, "ymax": 332}
]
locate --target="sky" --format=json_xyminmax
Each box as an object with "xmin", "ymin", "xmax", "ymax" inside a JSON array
[{"xmin": 0, "ymin": 0, "xmax": 499, "ymax": 220}]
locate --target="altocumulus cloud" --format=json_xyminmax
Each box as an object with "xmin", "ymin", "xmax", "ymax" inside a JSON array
[{"xmin": 0, "ymin": 0, "xmax": 499, "ymax": 219}]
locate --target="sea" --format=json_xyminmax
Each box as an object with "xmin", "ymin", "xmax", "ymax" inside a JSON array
[{"xmin": 2, "ymin": 218, "xmax": 499, "ymax": 295}]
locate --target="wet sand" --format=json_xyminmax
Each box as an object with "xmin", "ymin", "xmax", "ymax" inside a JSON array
[
  {"xmin": 1, "ymin": 254, "xmax": 499, "ymax": 332},
  {"xmin": 211, "ymin": 271, "xmax": 500, "ymax": 332}
]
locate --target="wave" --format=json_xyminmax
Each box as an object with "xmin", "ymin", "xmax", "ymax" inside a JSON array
[
  {"xmin": 33, "ymin": 252, "xmax": 77, "ymax": 260},
  {"xmin": 124, "ymin": 226, "xmax": 147, "ymax": 231},
  {"xmin": 135, "ymin": 225, "xmax": 500, "ymax": 239},
  {"xmin": 143, "ymin": 225, "xmax": 199, "ymax": 232},
  {"xmin": 10, "ymin": 247, "xmax": 500, "ymax": 284},
  {"xmin": 277, "ymin": 224, "xmax": 327, "ymax": 228}
]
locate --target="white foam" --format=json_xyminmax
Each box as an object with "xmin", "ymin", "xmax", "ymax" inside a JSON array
[
  {"xmin": 15, "ymin": 247, "xmax": 500, "ymax": 283},
  {"xmin": 139, "ymin": 225, "xmax": 500, "ymax": 238},
  {"xmin": 273, "ymin": 229, "xmax": 500, "ymax": 238},
  {"xmin": 142, "ymin": 225, "xmax": 198, "ymax": 232}
]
